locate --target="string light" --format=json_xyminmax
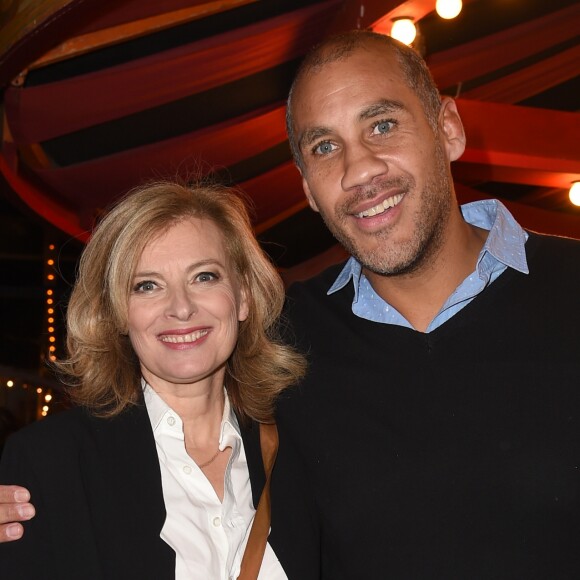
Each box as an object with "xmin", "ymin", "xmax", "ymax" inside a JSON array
[{"xmin": 44, "ymin": 242, "xmax": 59, "ymax": 365}]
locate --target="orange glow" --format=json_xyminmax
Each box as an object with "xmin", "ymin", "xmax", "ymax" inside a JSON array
[
  {"xmin": 47, "ymin": 274, "xmax": 55, "ymax": 281},
  {"xmin": 47, "ymin": 298, "xmax": 53, "ymax": 304},
  {"xmin": 49, "ymin": 244, "xmax": 55, "ymax": 250},
  {"xmin": 47, "ymin": 259, "xmax": 55, "ymax": 266},
  {"xmin": 47, "ymin": 289, "xmax": 53, "ymax": 295},
  {"xmin": 49, "ymin": 336, "xmax": 56, "ymax": 343},
  {"xmin": 48, "ymin": 308, "xmax": 54, "ymax": 314}
]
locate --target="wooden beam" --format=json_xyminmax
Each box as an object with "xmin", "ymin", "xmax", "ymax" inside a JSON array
[
  {"xmin": 31, "ymin": 0, "xmax": 258, "ymax": 68},
  {"xmin": 456, "ymin": 99, "xmax": 580, "ymax": 189}
]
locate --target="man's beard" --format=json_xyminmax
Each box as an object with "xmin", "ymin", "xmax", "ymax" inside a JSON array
[{"xmin": 319, "ymin": 141, "xmax": 453, "ymax": 277}]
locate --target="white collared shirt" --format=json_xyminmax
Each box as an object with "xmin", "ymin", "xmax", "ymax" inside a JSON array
[{"xmin": 143, "ymin": 382, "xmax": 287, "ymax": 580}]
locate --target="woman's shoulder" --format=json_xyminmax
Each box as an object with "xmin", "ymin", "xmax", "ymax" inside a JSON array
[{"xmin": 6, "ymin": 406, "xmax": 95, "ymax": 449}]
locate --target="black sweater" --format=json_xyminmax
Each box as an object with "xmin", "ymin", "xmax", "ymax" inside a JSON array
[{"xmin": 275, "ymin": 232, "xmax": 580, "ymax": 579}]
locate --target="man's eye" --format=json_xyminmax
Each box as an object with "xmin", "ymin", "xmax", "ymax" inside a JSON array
[
  {"xmin": 371, "ymin": 120, "xmax": 395, "ymax": 135},
  {"xmin": 134, "ymin": 280, "xmax": 157, "ymax": 292},
  {"xmin": 313, "ymin": 141, "xmax": 336, "ymax": 155}
]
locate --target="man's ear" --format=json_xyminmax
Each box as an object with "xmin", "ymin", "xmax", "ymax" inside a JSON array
[
  {"xmin": 439, "ymin": 97, "xmax": 466, "ymax": 162},
  {"xmin": 301, "ymin": 174, "xmax": 320, "ymax": 212}
]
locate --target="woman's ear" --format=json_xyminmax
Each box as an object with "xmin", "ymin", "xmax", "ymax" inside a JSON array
[
  {"xmin": 238, "ymin": 286, "xmax": 250, "ymax": 322},
  {"xmin": 439, "ymin": 97, "xmax": 466, "ymax": 162}
]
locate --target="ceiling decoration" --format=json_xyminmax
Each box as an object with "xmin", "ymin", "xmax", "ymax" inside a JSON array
[{"xmin": 1, "ymin": 0, "xmax": 579, "ymax": 269}]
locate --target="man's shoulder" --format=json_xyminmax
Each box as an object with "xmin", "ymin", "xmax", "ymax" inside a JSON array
[
  {"xmin": 528, "ymin": 230, "xmax": 580, "ymax": 249},
  {"xmin": 526, "ymin": 231, "xmax": 580, "ymax": 272}
]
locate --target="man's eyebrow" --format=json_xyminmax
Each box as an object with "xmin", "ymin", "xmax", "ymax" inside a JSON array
[
  {"xmin": 359, "ymin": 99, "xmax": 405, "ymax": 121},
  {"xmin": 298, "ymin": 126, "xmax": 332, "ymax": 151}
]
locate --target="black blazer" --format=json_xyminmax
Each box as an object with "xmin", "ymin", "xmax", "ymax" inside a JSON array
[{"xmin": 0, "ymin": 402, "xmax": 319, "ymax": 579}]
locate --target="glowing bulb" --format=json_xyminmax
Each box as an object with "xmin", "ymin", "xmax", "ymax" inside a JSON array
[
  {"xmin": 7, "ymin": 380, "xmax": 14, "ymax": 388},
  {"xmin": 390, "ymin": 18, "xmax": 417, "ymax": 45},
  {"xmin": 48, "ymin": 308, "xmax": 54, "ymax": 314},
  {"xmin": 436, "ymin": 0, "xmax": 462, "ymax": 19},
  {"xmin": 47, "ymin": 259, "xmax": 54, "ymax": 266},
  {"xmin": 37, "ymin": 387, "xmax": 43, "ymax": 394},
  {"xmin": 570, "ymin": 182, "xmax": 580, "ymax": 207},
  {"xmin": 45, "ymin": 394, "xmax": 53, "ymax": 402}
]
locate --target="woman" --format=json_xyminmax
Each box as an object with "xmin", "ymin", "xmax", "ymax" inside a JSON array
[{"xmin": 0, "ymin": 181, "xmax": 306, "ymax": 579}]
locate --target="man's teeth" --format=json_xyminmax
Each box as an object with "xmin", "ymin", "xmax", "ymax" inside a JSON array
[
  {"xmin": 160, "ymin": 330, "xmax": 208, "ymax": 343},
  {"xmin": 357, "ymin": 194, "xmax": 403, "ymax": 218}
]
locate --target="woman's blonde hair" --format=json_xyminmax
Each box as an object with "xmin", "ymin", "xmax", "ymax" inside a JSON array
[{"xmin": 57, "ymin": 180, "xmax": 306, "ymax": 423}]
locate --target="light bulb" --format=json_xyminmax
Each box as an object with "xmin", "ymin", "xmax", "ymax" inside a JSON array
[
  {"xmin": 569, "ymin": 182, "xmax": 580, "ymax": 207},
  {"xmin": 436, "ymin": 0, "xmax": 462, "ymax": 20},
  {"xmin": 390, "ymin": 18, "xmax": 417, "ymax": 46}
]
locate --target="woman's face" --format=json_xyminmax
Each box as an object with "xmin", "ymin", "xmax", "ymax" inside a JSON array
[{"xmin": 127, "ymin": 217, "xmax": 249, "ymax": 394}]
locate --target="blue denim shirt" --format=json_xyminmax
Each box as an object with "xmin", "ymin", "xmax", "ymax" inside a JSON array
[{"xmin": 327, "ymin": 199, "xmax": 529, "ymax": 333}]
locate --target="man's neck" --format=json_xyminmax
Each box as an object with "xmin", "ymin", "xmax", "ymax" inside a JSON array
[{"xmin": 365, "ymin": 219, "xmax": 488, "ymax": 333}]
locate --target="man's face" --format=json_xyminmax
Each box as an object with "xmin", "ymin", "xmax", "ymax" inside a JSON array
[{"xmin": 291, "ymin": 44, "xmax": 464, "ymax": 277}]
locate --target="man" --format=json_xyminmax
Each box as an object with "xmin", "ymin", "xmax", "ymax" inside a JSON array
[
  {"xmin": 2, "ymin": 31, "xmax": 580, "ymax": 578},
  {"xmin": 275, "ymin": 30, "xmax": 580, "ymax": 578}
]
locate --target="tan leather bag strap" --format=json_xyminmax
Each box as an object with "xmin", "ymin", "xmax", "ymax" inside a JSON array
[{"xmin": 238, "ymin": 422, "xmax": 279, "ymax": 580}]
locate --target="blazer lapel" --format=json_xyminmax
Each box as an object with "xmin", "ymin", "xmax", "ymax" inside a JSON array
[{"xmin": 87, "ymin": 401, "xmax": 175, "ymax": 577}]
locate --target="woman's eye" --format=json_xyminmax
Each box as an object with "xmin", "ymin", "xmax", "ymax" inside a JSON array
[
  {"xmin": 134, "ymin": 280, "xmax": 157, "ymax": 292},
  {"xmin": 371, "ymin": 120, "xmax": 395, "ymax": 135},
  {"xmin": 196, "ymin": 271, "xmax": 218, "ymax": 283},
  {"xmin": 313, "ymin": 141, "xmax": 336, "ymax": 155}
]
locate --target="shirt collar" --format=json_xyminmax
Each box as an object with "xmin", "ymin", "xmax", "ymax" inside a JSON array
[
  {"xmin": 461, "ymin": 199, "xmax": 529, "ymax": 276},
  {"xmin": 327, "ymin": 199, "xmax": 529, "ymax": 296},
  {"xmin": 142, "ymin": 379, "xmax": 241, "ymax": 448}
]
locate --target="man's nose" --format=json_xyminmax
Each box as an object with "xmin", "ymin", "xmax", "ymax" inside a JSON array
[{"xmin": 341, "ymin": 142, "xmax": 388, "ymax": 191}]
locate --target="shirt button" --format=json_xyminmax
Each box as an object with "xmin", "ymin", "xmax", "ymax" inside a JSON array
[
  {"xmin": 167, "ymin": 416, "xmax": 176, "ymax": 426},
  {"xmin": 212, "ymin": 516, "xmax": 221, "ymax": 527},
  {"xmin": 183, "ymin": 465, "xmax": 192, "ymax": 475}
]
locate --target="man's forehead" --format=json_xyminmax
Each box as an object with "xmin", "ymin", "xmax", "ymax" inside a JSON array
[{"xmin": 306, "ymin": 41, "xmax": 395, "ymax": 75}]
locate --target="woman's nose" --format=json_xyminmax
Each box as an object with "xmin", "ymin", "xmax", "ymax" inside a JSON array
[{"xmin": 165, "ymin": 287, "xmax": 196, "ymax": 320}]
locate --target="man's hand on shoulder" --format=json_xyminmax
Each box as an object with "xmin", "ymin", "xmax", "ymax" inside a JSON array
[{"xmin": 0, "ymin": 485, "xmax": 35, "ymax": 542}]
